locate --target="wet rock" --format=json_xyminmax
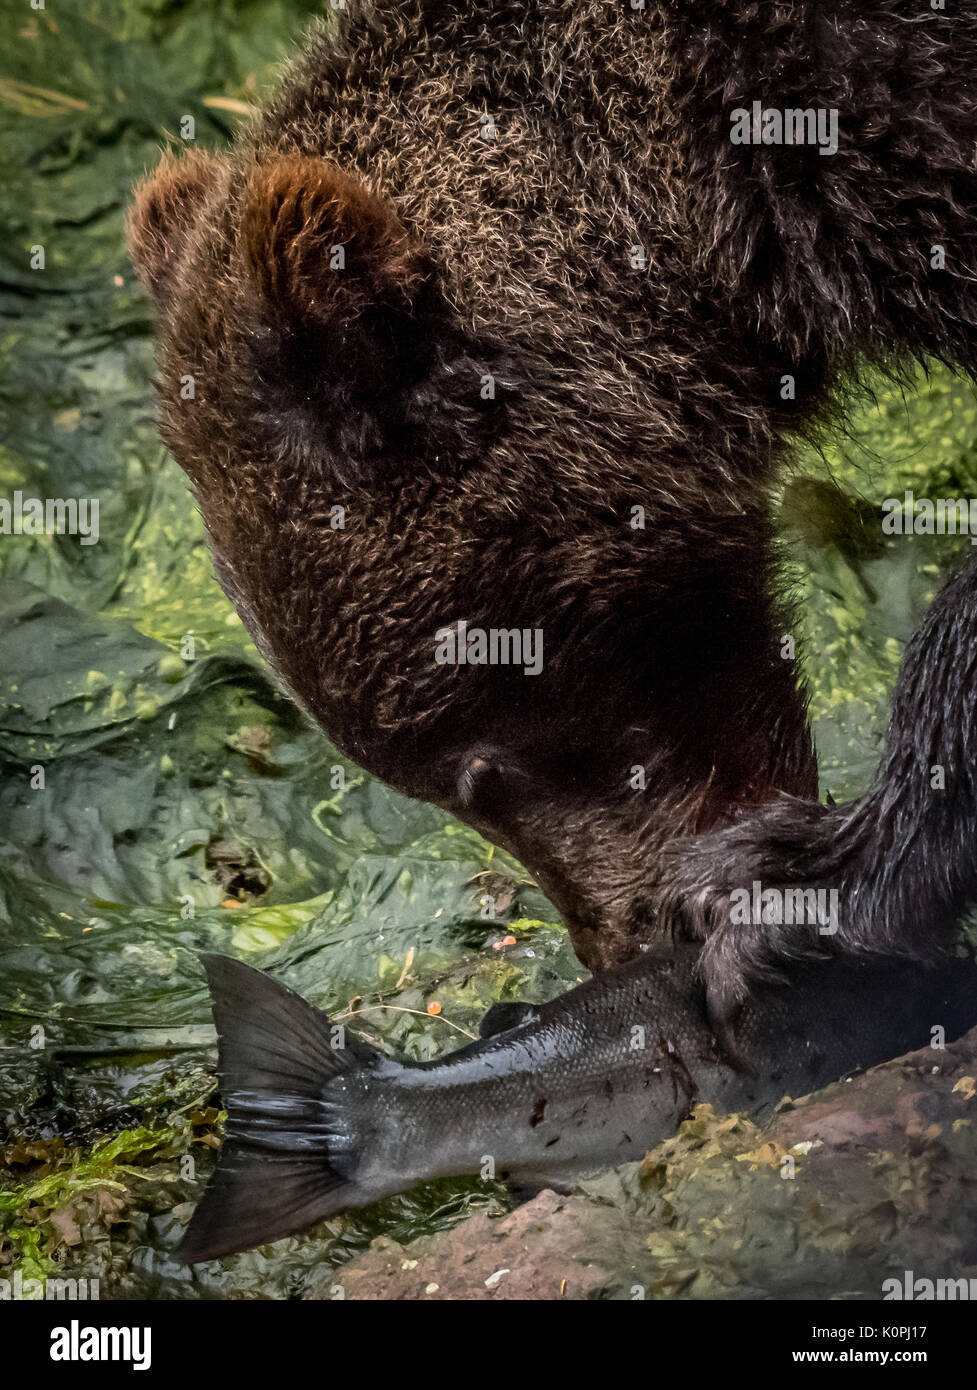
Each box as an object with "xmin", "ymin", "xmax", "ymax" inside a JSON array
[{"xmin": 309, "ymin": 1189, "xmax": 650, "ymax": 1300}]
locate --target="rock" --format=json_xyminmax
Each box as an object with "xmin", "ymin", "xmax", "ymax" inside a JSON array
[{"xmin": 309, "ymin": 1189, "xmax": 651, "ymax": 1300}]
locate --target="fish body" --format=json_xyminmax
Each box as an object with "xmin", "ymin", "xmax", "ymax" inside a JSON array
[{"xmin": 177, "ymin": 946, "xmax": 977, "ymax": 1263}]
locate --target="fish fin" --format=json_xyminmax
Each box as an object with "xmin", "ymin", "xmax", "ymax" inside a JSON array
[
  {"xmin": 176, "ymin": 954, "xmax": 383, "ymax": 1264},
  {"xmin": 478, "ymin": 1000, "xmax": 541, "ymax": 1038}
]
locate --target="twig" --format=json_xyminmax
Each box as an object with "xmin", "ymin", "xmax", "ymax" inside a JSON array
[{"xmin": 332, "ymin": 1002, "xmax": 477, "ymax": 1041}]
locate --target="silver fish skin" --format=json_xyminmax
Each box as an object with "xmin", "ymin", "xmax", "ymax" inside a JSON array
[{"xmin": 177, "ymin": 945, "xmax": 977, "ymax": 1263}]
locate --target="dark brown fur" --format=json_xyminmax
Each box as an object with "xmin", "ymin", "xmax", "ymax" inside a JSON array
[{"xmin": 128, "ymin": 0, "xmax": 977, "ymax": 1026}]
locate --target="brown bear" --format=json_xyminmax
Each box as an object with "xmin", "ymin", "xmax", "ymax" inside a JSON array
[{"xmin": 128, "ymin": 0, "xmax": 977, "ymax": 1038}]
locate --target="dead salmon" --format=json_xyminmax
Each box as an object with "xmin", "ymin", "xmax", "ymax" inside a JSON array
[{"xmin": 177, "ymin": 944, "xmax": 977, "ymax": 1262}]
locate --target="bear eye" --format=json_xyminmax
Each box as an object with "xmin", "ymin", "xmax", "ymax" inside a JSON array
[{"xmin": 456, "ymin": 746, "xmax": 531, "ymax": 817}]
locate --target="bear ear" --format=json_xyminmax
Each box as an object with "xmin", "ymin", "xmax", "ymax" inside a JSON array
[
  {"xmin": 240, "ymin": 153, "xmax": 424, "ymax": 326},
  {"xmin": 128, "ymin": 149, "xmax": 225, "ymax": 301},
  {"xmin": 236, "ymin": 153, "xmax": 520, "ymax": 478}
]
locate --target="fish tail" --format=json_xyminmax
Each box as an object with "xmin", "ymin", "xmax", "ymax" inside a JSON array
[{"xmin": 176, "ymin": 954, "xmax": 384, "ymax": 1264}]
